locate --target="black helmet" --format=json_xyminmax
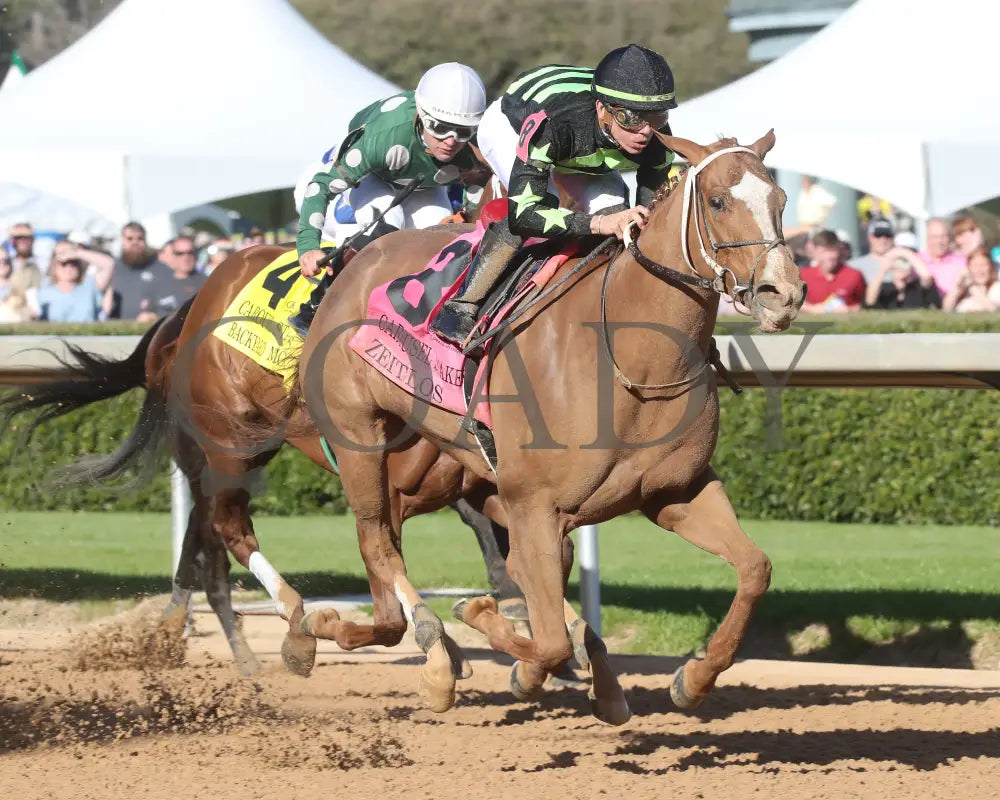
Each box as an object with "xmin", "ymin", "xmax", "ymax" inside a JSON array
[{"xmin": 592, "ymin": 44, "xmax": 677, "ymax": 111}]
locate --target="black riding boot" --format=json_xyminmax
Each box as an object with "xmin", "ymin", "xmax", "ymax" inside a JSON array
[
  {"xmin": 287, "ymin": 246, "xmax": 358, "ymax": 337},
  {"xmin": 431, "ymin": 220, "xmax": 521, "ymax": 348}
]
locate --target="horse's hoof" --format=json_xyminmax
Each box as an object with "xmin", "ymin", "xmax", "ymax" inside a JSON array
[
  {"xmin": 509, "ymin": 662, "xmax": 544, "ymax": 701},
  {"xmin": 417, "ymin": 672, "xmax": 456, "ymax": 713},
  {"xmin": 280, "ymin": 631, "xmax": 317, "ymax": 677},
  {"xmin": 497, "ymin": 598, "xmax": 530, "ymax": 621},
  {"xmin": 299, "ymin": 607, "xmax": 340, "ymax": 639},
  {"xmin": 159, "ymin": 606, "xmax": 189, "ymax": 640},
  {"xmin": 589, "ymin": 689, "xmax": 632, "ymax": 726},
  {"xmin": 235, "ymin": 652, "xmax": 262, "ymax": 678},
  {"xmin": 567, "ymin": 618, "xmax": 592, "ymax": 672},
  {"xmin": 451, "ymin": 597, "xmax": 470, "ymax": 622},
  {"xmin": 442, "ymin": 633, "xmax": 473, "ymax": 680},
  {"xmin": 669, "ymin": 664, "xmax": 706, "ymax": 710}
]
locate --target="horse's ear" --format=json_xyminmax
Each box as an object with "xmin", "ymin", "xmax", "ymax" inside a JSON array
[
  {"xmin": 654, "ymin": 131, "xmax": 710, "ymax": 166},
  {"xmin": 749, "ymin": 129, "xmax": 776, "ymax": 161}
]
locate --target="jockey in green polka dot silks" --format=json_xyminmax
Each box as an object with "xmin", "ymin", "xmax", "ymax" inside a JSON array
[
  {"xmin": 295, "ymin": 62, "xmax": 488, "ymax": 285},
  {"xmin": 431, "ymin": 44, "xmax": 679, "ymax": 350}
]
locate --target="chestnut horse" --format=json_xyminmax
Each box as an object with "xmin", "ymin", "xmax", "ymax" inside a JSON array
[
  {"xmin": 296, "ymin": 131, "xmax": 806, "ymax": 722},
  {"xmin": 0, "ymin": 246, "xmax": 535, "ymax": 678}
]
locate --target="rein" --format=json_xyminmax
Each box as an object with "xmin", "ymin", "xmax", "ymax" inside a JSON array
[
  {"xmin": 601, "ymin": 144, "xmax": 784, "ymax": 393},
  {"xmin": 464, "ymin": 145, "xmax": 778, "ymax": 395}
]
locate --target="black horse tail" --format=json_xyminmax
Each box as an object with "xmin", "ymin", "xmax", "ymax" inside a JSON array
[{"xmin": 0, "ymin": 315, "xmax": 173, "ymax": 490}]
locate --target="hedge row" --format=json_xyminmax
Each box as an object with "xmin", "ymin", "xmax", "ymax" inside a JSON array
[
  {"xmin": 0, "ymin": 392, "xmax": 347, "ymax": 516},
  {"xmin": 2, "ymin": 385, "xmax": 997, "ymax": 525}
]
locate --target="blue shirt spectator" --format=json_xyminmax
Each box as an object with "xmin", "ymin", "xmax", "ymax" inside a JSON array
[{"xmin": 37, "ymin": 256, "xmax": 103, "ymax": 322}]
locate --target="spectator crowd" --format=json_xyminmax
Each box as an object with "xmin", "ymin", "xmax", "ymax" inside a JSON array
[
  {"xmin": 792, "ymin": 214, "xmax": 999, "ymax": 314},
  {"xmin": 0, "ymin": 222, "xmax": 240, "ymax": 323},
  {"xmin": 4, "ymin": 201, "xmax": 1000, "ymax": 324},
  {"xmin": 719, "ymin": 177, "xmax": 1000, "ymax": 315}
]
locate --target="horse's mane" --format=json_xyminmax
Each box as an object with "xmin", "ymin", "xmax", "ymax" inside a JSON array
[{"xmin": 647, "ymin": 135, "xmax": 740, "ymax": 213}]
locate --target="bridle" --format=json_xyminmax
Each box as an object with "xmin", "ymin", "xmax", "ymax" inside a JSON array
[
  {"xmin": 601, "ymin": 144, "xmax": 784, "ymax": 392},
  {"xmin": 462, "ymin": 145, "xmax": 783, "ymax": 393},
  {"xmin": 622, "ymin": 145, "xmax": 785, "ymax": 311}
]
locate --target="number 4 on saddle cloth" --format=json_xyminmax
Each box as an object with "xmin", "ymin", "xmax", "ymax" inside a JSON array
[
  {"xmin": 348, "ymin": 200, "xmax": 578, "ymax": 471},
  {"xmin": 212, "ymin": 242, "xmax": 338, "ymax": 388}
]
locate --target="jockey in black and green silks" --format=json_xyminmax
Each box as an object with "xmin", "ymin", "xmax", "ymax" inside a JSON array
[{"xmin": 431, "ymin": 44, "xmax": 679, "ymax": 349}]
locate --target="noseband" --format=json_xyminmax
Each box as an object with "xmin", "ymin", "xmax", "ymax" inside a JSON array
[{"xmin": 623, "ymin": 145, "xmax": 785, "ymax": 310}]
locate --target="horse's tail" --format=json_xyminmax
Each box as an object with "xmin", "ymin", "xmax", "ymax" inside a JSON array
[{"xmin": 0, "ymin": 314, "xmax": 175, "ymax": 490}]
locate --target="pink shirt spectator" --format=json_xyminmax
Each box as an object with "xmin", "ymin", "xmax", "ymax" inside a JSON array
[{"xmin": 920, "ymin": 250, "xmax": 966, "ymax": 296}]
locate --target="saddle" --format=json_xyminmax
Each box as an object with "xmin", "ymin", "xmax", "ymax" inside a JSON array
[{"xmin": 348, "ymin": 207, "xmax": 579, "ymax": 470}]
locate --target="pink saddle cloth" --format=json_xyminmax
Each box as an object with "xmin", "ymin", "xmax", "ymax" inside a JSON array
[{"xmin": 348, "ymin": 222, "xmax": 572, "ymax": 428}]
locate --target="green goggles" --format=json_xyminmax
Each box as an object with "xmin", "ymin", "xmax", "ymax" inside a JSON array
[{"xmin": 609, "ymin": 105, "xmax": 669, "ymax": 133}]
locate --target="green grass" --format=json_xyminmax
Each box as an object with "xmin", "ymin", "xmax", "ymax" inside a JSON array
[{"xmin": 2, "ymin": 511, "xmax": 998, "ymax": 665}]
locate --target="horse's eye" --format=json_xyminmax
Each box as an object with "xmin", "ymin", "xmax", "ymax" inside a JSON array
[{"xmin": 709, "ymin": 195, "xmax": 725, "ymax": 211}]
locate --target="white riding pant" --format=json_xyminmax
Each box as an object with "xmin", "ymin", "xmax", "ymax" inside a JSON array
[
  {"xmin": 476, "ymin": 97, "xmax": 629, "ymax": 214},
  {"xmin": 294, "ymin": 166, "xmax": 453, "ymax": 243}
]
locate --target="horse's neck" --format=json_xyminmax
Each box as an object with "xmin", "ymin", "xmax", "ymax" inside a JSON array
[{"xmin": 600, "ymin": 182, "xmax": 718, "ymax": 374}]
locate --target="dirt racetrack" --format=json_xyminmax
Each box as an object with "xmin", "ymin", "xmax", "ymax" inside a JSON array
[{"xmin": 2, "ymin": 600, "xmax": 999, "ymax": 800}]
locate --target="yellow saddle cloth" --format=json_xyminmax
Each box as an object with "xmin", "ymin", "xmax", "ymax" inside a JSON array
[{"xmin": 212, "ymin": 243, "xmax": 334, "ymax": 387}]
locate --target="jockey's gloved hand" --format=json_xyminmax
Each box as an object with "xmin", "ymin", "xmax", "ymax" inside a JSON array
[{"xmin": 299, "ymin": 249, "xmax": 328, "ymax": 277}]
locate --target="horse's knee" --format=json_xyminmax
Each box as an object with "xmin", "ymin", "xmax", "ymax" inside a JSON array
[{"xmin": 740, "ymin": 548, "xmax": 771, "ymax": 597}]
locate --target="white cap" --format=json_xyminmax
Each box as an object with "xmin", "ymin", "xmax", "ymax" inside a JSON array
[
  {"xmin": 66, "ymin": 229, "xmax": 92, "ymax": 246},
  {"xmin": 415, "ymin": 62, "xmax": 487, "ymax": 126},
  {"xmin": 894, "ymin": 231, "xmax": 919, "ymax": 250}
]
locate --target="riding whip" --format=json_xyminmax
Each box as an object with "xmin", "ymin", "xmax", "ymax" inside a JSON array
[{"xmin": 311, "ymin": 173, "xmax": 426, "ymax": 280}]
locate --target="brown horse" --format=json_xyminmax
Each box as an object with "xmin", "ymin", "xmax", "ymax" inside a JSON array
[
  {"xmin": 0, "ymin": 246, "xmax": 538, "ymax": 678},
  {"xmin": 297, "ymin": 131, "xmax": 806, "ymax": 722}
]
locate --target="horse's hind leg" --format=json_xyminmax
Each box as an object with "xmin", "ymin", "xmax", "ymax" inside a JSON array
[
  {"xmin": 163, "ymin": 431, "xmax": 263, "ymax": 675},
  {"xmin": 161, "ymin": 496, "xmax": 201, "ymax": 639},
  {"xmin": 643, "ymin": 469, "xmax": 771, "ymax": 709},
  {"xmin": 202, "ymin": 451, "xmax": 317, "ymax": 677},
  {"xmin": 198, "ymin": 507, "xmax": 262, "ymax": 677}
]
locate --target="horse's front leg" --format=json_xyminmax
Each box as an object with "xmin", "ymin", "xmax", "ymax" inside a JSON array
[
  {"xmin": 301, "ymin": 482, "xmax": 472, "ymax": 684},
  {"xmin": 455, "ymin": 504, "xmax": 629, "ymax": 725},
  {"xmin": 303, "ymin": 426, "xmax": 464, "ymax": 713},
  {"xmin": 643, "ymin": 469, "xmax": 772, "ymax": 709}
]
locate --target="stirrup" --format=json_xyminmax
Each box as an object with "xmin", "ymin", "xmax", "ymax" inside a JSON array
[{"xmin": 287, "ymin": 305, "xmax": 316, "ymax": 338}]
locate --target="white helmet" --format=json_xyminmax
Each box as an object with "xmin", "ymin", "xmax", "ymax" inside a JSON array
[{"xmin": 414, "ymin": 62, "xmax": 487, "ymax": 126}]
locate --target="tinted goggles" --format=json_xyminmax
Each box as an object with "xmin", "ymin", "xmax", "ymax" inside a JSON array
[
  {"xmin": 420, "ymin": 113, "xmax": 476, "ymax": 143},
  {"xmin": 609, "ymin": 105, "xmax": 669, "ymax": 132}
]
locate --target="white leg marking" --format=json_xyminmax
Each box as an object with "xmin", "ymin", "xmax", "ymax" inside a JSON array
[
  {"xmin": 393, "ymin": 578, "xmax": 414, "ymax": 624},
  {"xmin": 248, "ymin": 551, "xmax": 290, "ymax": 618},
  {"xmin": 729, "ymin": 172, "xmax": 783, "ymax": 282}
]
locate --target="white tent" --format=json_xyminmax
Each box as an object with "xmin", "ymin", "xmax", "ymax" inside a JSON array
[
  {"xmin": 0, "ymin": 182, "xmax": 118, "ymax": 238},
  {"xmin": 0, "ymin": 0, "xmax": 399, "ymax": 225},
  {"xmin": 673, "ymin": 0, "xmax": 1000, "ymax": 219}
]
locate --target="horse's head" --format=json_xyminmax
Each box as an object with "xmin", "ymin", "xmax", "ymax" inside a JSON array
[{"xmin": 652, "ymin": 130, "xmax": 806, "ymax": 332}]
